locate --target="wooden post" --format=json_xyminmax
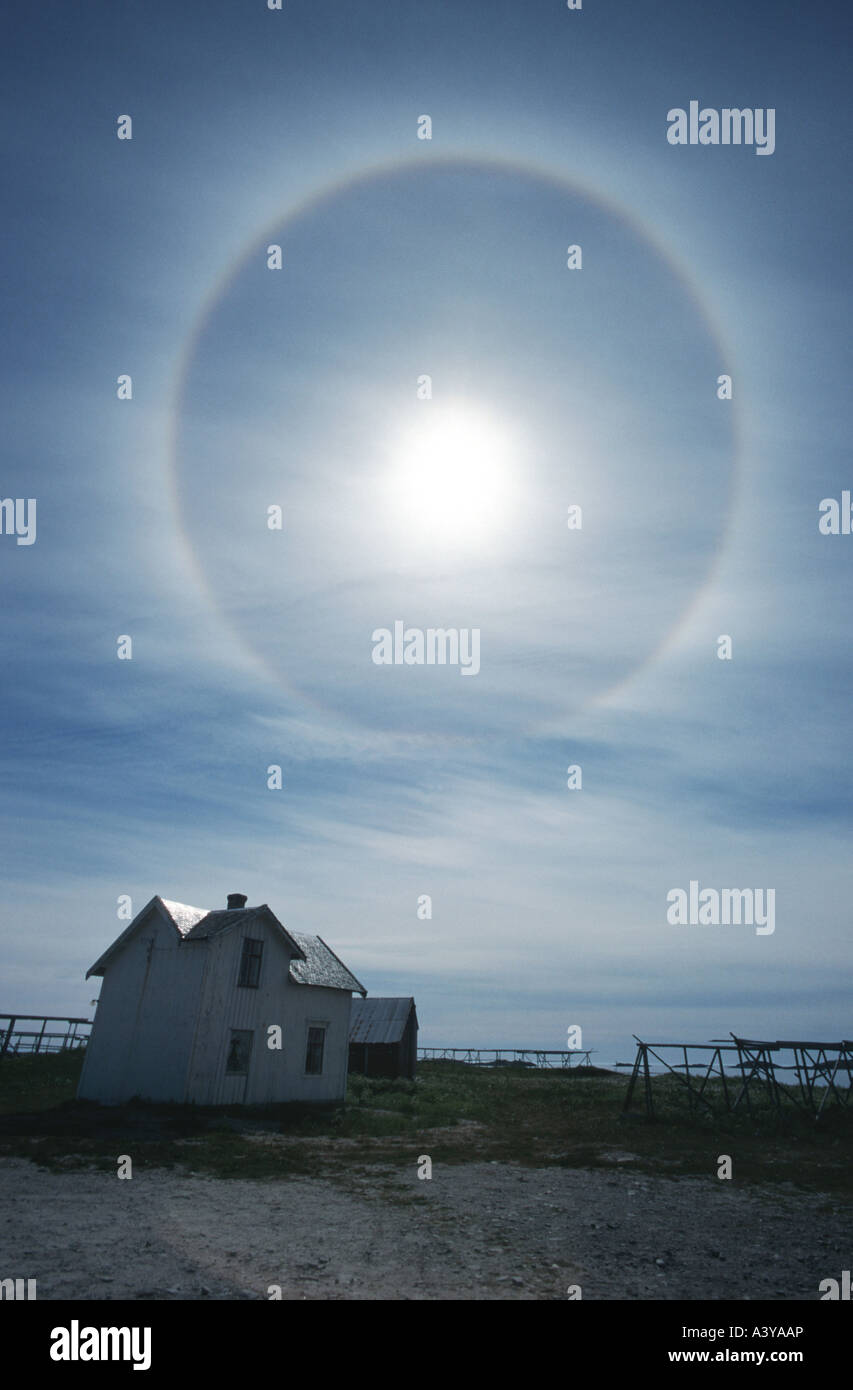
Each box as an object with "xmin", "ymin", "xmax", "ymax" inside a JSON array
[
  {"xmin": 622, "ymin": 1038, "xmax": 644, "ymax": 1116},
  {"xmin": 642, "ymin": 1044, "xmax": 654, "ymax": 1118}
]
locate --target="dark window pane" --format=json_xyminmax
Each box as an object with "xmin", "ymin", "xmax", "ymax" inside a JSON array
[
  {"xmin": 238, "ymin": 938, "xmax": 263, "ymax": 988},
  {"xmin": 305, "ymin": 1026, "xmax": 325, "ymax": 1075},
  {"xmin": 226, "ymin": 1029, "xmax": 253, "ymax": 1074}
]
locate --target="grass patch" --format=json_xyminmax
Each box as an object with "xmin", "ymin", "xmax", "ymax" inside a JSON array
[
  {"xmin": 0, "ymin": 1052, "xmax": 850, "ymax": 1196},
  {"xmin": 0, "ymin": 1048, "xmax": 84, "ymax": 1114}
]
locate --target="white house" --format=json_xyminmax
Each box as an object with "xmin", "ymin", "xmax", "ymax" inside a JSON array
[{"xmin": 77, "ymin": 893, "xmax": 366, "ymax": 1106}]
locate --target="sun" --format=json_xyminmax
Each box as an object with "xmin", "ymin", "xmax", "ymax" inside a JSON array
[{"xmin": 385, "ymin": 401, "xmax": 518, "ymax": 550}]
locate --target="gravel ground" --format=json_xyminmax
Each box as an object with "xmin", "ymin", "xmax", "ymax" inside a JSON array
[{"xmin": 0, "ymin": 1156, "xmax": 848, "ymax": 1300}]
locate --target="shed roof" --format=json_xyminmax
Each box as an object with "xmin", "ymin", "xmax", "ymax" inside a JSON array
[
  {"xmin": 349, "ymin": 996, "xmax": 416, "ymax": 1045},
  {"xmin": 288, "ymin": 931, "xmax": 367, "ymax": 996}
]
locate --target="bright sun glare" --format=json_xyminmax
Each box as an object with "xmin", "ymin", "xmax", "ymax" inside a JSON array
[{"xmin": 386, "ymin": 402, "xmax": 517, "ymax": 549}]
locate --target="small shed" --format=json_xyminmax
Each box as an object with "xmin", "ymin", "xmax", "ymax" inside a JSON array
[{"xmin": 348, "ymin": 997, "xmax": 418, "ymax": 1079}]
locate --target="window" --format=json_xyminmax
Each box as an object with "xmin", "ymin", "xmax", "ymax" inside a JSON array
[
  {"xmin": 238, "ymin": 937, "xmax": 263, "ymax": 988},
  {"xmin": 305, "ymin": 1026, "xmax": 326, "ymax": 1075},
  {"xmin": 226, "ymin": 1029, "xmax": 253, "ymax": 1075}
]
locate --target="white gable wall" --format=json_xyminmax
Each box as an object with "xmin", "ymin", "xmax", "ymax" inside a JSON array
[
  {"xmin": 186, "ymin": 919, "xmax": 293, "ymax": 1104},
  {"xmin": 183, "ymin": 919, "xmax": 354, "ymax": 1105},
  {"xmin": 77, "ymin": 906, "xmax": 205, "ymax": 1104}
]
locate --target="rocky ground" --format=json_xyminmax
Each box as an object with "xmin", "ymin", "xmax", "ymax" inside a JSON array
[{"xmin": 1, "ymin": 1154, "xmax": 847, "ymax": 1300}]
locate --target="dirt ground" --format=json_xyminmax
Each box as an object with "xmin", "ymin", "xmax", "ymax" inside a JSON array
[{"xmin": 1, "ymin": 1154, "xmax": 848, "ymax": 1300}]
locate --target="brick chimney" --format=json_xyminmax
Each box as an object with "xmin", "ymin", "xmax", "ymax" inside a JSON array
[{"xmin": 227, "ymin": 893, "xmax": 248, "ymax": 910}]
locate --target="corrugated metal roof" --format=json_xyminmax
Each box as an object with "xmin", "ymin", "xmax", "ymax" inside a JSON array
[
  {"xmin": 349, "ymin": 996, "xmax": 415, "ymax": 1044},
  {"xmin": 159, "ymin": 899, "xmax": 209, "ymax": 936},
  {"xmin": 288, "ymin": 931, "xmax": 367, "ymax": 995}
]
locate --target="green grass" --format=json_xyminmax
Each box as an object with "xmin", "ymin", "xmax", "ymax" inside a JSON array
[
  {"xmin": 0, "ymin": 1048, "xmax": 84, "ymax": 1112},
  {"xmin": 0, "ymin": 1051, "xmax": 851, "ymax": 1198}
]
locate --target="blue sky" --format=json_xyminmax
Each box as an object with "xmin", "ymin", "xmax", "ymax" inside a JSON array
[{"xmin": 1, "ymin": 0, "xmax": 851, "ymax": 1068}]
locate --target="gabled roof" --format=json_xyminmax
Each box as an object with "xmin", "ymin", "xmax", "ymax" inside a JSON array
[
  {"xmin": 287, "ymin": 931, "xmax": 367, "ymax": 996},
  {"xmin": 85, "ymin": 895, "xmax": 307, "ymax": 978},
  {"xmin": 179, "ymin": 905, "xmax": 303, "ymax": 951},
  {"xmin": 349, "ymin": 996, "xmax": 416, "ymax": 1044}
]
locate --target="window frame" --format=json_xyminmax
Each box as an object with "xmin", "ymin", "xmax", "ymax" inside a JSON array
[{"xmin": 304, "ymin": 1023, "xmax": 327, "ymax": 1076}]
